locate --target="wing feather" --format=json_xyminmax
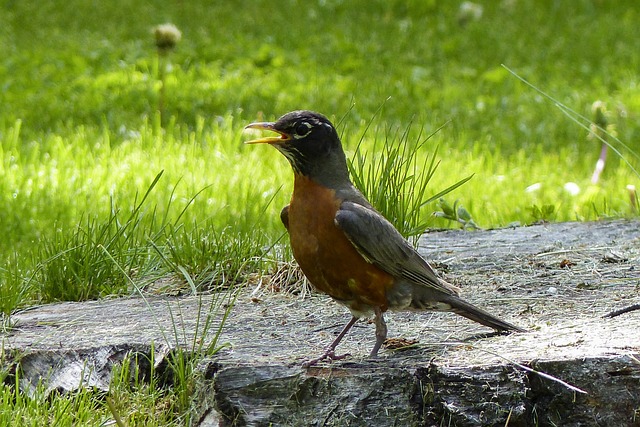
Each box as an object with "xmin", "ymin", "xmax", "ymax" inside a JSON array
[{"xmin": 335, "ymin": 201, "xmax": 457, "ymax": 296}]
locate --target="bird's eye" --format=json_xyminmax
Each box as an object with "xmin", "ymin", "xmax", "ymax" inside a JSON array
[{"xmin": 293, "ymin": 122, "xmax": 312, "ymax": 138}]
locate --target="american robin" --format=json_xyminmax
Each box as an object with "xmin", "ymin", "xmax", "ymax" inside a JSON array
[{"xmin": 245, "ymin": 110, "xmax": 524, "ymax": 366}]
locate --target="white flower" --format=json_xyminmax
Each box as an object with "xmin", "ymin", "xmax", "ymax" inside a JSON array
[
  {"xmin": 525, "ymin": 183, "xmax": 542, "ymax": 193},
  {"xmin": 563, "ymin": 182, "xmax": 581, "ymax": 196},
  {"xmin": 458, "ymin": 2, "xmax": 483, "ymax": 25}
]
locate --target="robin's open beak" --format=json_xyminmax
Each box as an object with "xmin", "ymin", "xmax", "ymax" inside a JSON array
[{"xmin": 244, "ymin": 122, "xmax": 291, "ymax": 144}]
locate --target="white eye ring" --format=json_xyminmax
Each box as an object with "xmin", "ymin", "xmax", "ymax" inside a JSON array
[{"xmin": 293, "ymin": 122, "xmax": 313, "ymax": 139}]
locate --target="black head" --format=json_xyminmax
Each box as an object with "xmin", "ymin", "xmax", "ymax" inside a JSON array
[{"xmin": 245, "ymin": 110, "xmax": 350, "ymax": 186}]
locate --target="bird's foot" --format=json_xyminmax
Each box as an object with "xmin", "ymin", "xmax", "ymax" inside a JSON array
[{"xmin": 302, "ymin": 349, "xmax": 351, "ymax": 368}]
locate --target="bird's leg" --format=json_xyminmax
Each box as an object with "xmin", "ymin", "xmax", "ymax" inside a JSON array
[
  {"xmin": 302, "ymin": 316, "xmax": 358, "ymax": 367},
  {"xmin": 369, "ymin": 307, "xmax": 387, "ymax": 357}
]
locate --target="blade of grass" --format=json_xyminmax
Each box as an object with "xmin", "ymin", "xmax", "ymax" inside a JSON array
[{"xmin": 503, "ymin": 65, "xmax": 640, "ymax": 179}]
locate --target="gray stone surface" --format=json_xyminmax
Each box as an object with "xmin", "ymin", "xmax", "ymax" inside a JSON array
[{"xmin": 2, "ymin": 220, "xmax": 639, "ymax": 426}]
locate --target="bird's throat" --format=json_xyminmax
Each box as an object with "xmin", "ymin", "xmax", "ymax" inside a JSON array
[{"xmin": 287, "ymin": 153, "xmax": 351, "ymax": 190}]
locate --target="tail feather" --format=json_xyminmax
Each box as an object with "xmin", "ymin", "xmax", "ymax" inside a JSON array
[{"xmin": 443, "ymin": 295, "xmax": 526, "ymax": 333}]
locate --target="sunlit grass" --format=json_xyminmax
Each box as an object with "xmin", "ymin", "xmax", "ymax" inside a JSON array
[
  {"xmin": 0, "ymin": 115, "xmax": 287, "ymax": 313},
  {"xmin": 0, "ymin": 108, "xmax": 638, "ymax": 313}
]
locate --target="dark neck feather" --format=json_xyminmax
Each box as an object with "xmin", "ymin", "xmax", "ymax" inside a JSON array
[{"xmin": 282, "ymin": 145, "xmax": 351, "ymax": 189}]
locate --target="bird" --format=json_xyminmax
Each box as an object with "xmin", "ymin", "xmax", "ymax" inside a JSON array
[{"xmin": 245, "ymin": 110, "xmax": 524, "ymax": 366}]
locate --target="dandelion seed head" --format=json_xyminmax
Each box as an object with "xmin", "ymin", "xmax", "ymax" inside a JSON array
[{"xmin": 154, "ymin": 23, "xmax": 182, "ymax": 51}]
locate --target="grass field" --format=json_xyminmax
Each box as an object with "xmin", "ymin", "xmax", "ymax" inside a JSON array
[{"xmin": 1, "ymin": 0, "xmax": 639, "ymax": 423}]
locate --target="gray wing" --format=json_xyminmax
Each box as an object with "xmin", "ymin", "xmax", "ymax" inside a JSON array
[{"xmin": 335, "ymin": 201, "xmax": 458, "ymax": 296}]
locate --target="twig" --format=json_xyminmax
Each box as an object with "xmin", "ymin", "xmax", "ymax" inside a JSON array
[
  {"xmin": 504, "ymin": 407, "xmax": 513, "ymax": 427},
  {"xmin": 603, "ymin": 304, "xmax": 640, "ymax": 319},
  {"xmin": 534, "ymin": 246, "xmax": 614, "ymax": 257},
  {"xmin": 471, "ymin": 346, "xmax": 588, "ymax": 395}
]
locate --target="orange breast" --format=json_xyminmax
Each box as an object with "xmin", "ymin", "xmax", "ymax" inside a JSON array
[{"xmin": 287, "ymin": 175, "xmax": 395, "ymax": 313}]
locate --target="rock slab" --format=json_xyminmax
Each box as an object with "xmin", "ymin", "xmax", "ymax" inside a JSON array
[{"xmin": 3, "ymin": 220, "xmax": 640, "ymax": 426}]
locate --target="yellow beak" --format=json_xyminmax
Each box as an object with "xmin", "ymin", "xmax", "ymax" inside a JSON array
[{"xmin": 243, "ymin": 122, "xmax": 291, "ymax": 144}]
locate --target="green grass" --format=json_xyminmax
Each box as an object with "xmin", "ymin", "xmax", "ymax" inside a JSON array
[
  {"xmin": 1, "ymin": 288, "xmax": 234, "ymax": 425},
  {"xmin": 1, "ymin": 0, "xmax": 639, "ymax": 423},
  {"xmin": 2, "ymin": 347, "xmax": 195, "ymax": 426},
  {"xmin": 349, "ymin": 118, "xmax": 474, "ymax": 239}
]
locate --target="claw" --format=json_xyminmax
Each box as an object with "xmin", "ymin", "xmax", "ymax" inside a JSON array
[
  {"xmin": 302, "ymin": 315, "xmax": 359, "ymax": 367},
  {"xmin": 302, "ymin": 349, "xmax": 351, "ymax": 367}
]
